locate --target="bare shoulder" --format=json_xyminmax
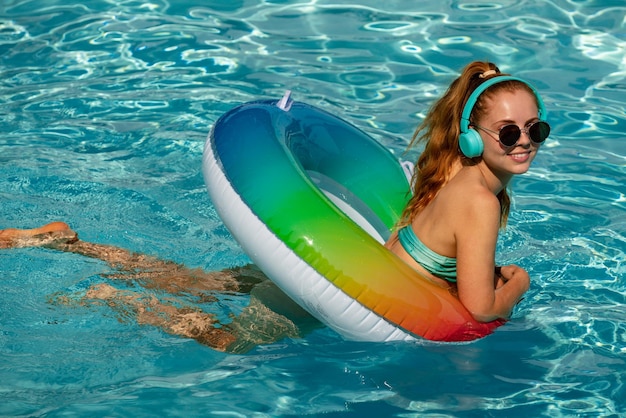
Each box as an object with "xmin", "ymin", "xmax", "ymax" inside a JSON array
[
  {"xmin": 443, "ymin": 175, "xmax": 500, "ymax": 217},
  {"xmin": 466, "ymin": 184, "xmax": 501, "ymax": 215}
]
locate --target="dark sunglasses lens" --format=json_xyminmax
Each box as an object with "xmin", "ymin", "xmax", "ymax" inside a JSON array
[
  {"xmin": 529, "ymin": 121, "xmax": 550, "ymax": 143},
  {"xmin": 499, "ymin": 125, "xmax": 521, "ymax": 146}
]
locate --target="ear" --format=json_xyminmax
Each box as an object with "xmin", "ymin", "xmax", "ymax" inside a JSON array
[{"xmin": 459, "ymin": 128, "xmax": 484, "ymax": 158}]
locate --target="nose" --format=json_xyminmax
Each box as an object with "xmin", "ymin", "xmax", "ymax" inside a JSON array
[{"xmin": 517, "ymin": 127, "xmax": 532, "ymax": 146}]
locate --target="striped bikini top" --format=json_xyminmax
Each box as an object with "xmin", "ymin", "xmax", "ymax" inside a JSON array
[{"xmin": 397, "ymin": 226, "xmax": 457, "ymax": 283}]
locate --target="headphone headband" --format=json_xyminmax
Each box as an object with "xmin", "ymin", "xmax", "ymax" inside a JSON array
[{"xmin": 459, "ymin": 76, "xmax": 547, "ymax": 133}]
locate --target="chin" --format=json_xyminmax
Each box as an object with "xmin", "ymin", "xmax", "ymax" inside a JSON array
[{"xmin": 511, "ymin": 166, "xmax": 531, "ymax": 175}]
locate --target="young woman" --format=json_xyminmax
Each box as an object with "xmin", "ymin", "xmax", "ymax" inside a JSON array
[
  {"xmin": 0, "ymin": 61, "xmax": 548, "ymax": 349},
  {"xmin": 386, "ymin": 61, "xmax": 549, "ymax": 322}
]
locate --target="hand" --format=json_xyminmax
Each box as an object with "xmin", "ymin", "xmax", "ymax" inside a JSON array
[
  {"xmin": 499, "ymin": 264, "xmax": 529, "ymax": 283},
  {"xmin": 496, "ymin": 264, "xmax": 530, "ymax": 304}
]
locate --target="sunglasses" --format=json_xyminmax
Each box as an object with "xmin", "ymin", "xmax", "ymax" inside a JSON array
[{"xmin": 473, "ymin": 121, "xmax": 550, "ymax": 147}]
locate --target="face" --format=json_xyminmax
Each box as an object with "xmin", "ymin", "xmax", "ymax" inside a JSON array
[{"xmin": 475, "ymin": 89, "xmax": 542, "ymax": 180}]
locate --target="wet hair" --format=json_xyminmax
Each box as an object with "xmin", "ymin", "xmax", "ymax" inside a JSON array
[{"xmin": 397, "ymin": 61, "xmax": 538, "ymax": 229}]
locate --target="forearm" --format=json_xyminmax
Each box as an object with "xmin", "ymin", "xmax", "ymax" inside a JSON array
[
  {"xmin": 466, "ymin": 265, "xmax": 529, "ymax": 322},
  {"xmin": 494, "ymin": 279, "xmax": 528, "ymax": 316}
]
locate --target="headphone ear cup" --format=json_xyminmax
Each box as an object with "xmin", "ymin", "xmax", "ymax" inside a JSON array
[{"xmin": 459, "ymin": 129, "xmax": 484, "ymax": 158}]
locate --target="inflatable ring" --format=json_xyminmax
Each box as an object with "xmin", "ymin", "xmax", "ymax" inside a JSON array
[{"xmin": 202, "ymin": 92, "xmax": 503, "ymax": 342}]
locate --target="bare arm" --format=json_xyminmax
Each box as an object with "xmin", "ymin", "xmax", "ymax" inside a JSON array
[{"xmin": 455, "ymin": 193, "xmax": 529, "ymax": 322}]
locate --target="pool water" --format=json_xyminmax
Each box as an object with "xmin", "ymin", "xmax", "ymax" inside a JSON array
[{"xmin": 1, "ymin": 0, "xmax": 625, "ymax": 416}]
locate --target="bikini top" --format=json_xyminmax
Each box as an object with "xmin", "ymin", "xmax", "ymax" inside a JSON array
[{"xmin": 397, "ymin": 226, "xmax": 457, "ymax": 283}]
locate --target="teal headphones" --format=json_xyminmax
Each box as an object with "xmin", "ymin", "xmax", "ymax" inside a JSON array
[{"xmin": 458, "ymin": 76, "xmax": 547, "ymax": 158}]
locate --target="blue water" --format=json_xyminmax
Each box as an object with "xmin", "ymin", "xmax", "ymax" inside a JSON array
[{"xmin": 1, "ymin": 0, "xmax": 625, "ymax": 416}]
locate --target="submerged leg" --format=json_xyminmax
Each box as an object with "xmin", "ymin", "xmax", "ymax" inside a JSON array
[
  {"xmin": 0, "ymin": 222, "xmax": 264, "ymax": 295},
  {"xmin": 73, "ymin": 278, "xmax": 322, "ymax": 353},
  {"xmin": 85, "ymin": 283, "xmax": 237, "ymax": 351},
  {"xmin": 82, "ymin": 282, "xmax": 315, "ymax": 354},
  {"xmin": 3, "ymin": 222, "xmax": 320, "ymax": 352},
  {"xmin": 225, "ymin": 280, "xmax": 323, "ymax": 353}
]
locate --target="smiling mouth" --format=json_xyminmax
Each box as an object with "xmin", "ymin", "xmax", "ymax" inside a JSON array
[{"xmin": 508, "ymin": 150, "xmax": 531, "ymax": 161}]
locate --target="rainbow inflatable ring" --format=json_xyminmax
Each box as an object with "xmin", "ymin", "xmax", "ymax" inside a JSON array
[{"xmin": 202, "ymin": 92, "xmax": 503, "ymax": 342}]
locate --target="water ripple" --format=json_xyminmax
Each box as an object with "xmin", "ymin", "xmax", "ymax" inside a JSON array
[{"xmin": 1, "ymin": 0, "xmax": 626, "ymax": 416}]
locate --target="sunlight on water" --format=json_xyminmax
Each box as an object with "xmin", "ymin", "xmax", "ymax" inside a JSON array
[{"xmin": 0, "ymin": 0, "xmax": 625, "ymax": 416}]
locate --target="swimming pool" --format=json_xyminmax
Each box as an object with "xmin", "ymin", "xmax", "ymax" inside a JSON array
[{"xmin": 1, "ymin": 0, "xmax": 624, "ymax": 415}]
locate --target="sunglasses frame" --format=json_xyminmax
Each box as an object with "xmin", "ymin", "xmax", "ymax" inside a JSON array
[{"xmin": 472, "ymin": 120, "xmax": 550, "ymax": 148}]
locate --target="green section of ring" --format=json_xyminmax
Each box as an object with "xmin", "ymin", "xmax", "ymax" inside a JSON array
[{"xmin": 212, "ymin": 101, "xmax": 409, "ymax": 234}]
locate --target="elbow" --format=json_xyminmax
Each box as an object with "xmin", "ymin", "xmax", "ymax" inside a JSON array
[
  {"xmin": 466, "ymin": 301, "xmax": 511, "ymax": 323},
  {"xmin": 467, "ymin": 294, "xmax": 521, "ymax": 322},
  {"xmin": 469, "ymin": 310, "xmax": 505, "ymax": 323}
]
